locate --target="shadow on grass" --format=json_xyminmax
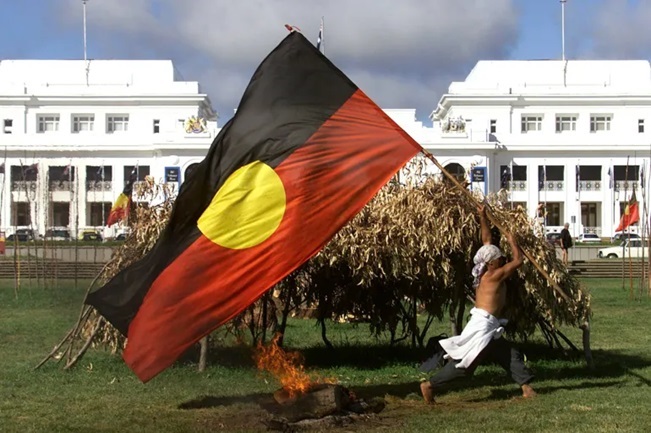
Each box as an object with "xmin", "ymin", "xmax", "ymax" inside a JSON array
[
  {"xmin": 177, "ymin": 341, "xmax": 650, "ymax": 409},
  {"xmin": 185, "ymin": 340, "xmax": 651, "ymax": 376},
  {"xmin": 178, "ymin": 392, "xmax": 276, "ymax": 410}
]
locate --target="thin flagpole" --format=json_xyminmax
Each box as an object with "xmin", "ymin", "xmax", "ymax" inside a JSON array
[
  {"xmin": 509, "ymin": 159, "xmax": 513, "ymax": 210},
  {"xmin": 321, "ymin": 16, "xmax": 324, "ymax": 55},
  {"xmin": 561, "ymin": 0, "xmax": 567, "ymax": 61},
  {"xmin": 82, "ymin": 0, "xmax": 88, "ymax": 61}
]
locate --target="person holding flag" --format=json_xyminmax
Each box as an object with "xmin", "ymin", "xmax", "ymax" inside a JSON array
[{"xmin": 420, "ymin": 205, "xmax": 536, "ymax": 404}]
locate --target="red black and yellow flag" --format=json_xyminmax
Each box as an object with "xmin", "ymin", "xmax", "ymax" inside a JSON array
[
  {"xmin": 106, "ymin": 168, "xmax": 137, "ymax": 227},
  {"xmin": 86, "ymin": 31, "xmax": 422, "ymax": 382},
  {"xmin": 616, "ymin": 188, "xmax": 640, "ymax": 232}
]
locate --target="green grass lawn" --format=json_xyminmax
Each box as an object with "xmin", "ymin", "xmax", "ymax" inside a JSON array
[{"xmin": 1, "ymin": 279, "xmax": 650, "ymax": 432}]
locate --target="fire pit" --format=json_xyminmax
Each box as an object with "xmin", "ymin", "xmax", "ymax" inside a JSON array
[
  {"xmin": 255, "ymin": 336, "xmax": 385, "ymax": 430},
  {"xmin": 263, "ymin": 383, "xmax": 385, "ymax": 431}
]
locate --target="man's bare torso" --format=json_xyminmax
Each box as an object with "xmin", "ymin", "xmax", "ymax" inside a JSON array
[{"xmin": 475, "ymin": 270, "xmax": 507, "ymax": 317}]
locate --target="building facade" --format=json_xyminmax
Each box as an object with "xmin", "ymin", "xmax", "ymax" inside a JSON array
[
  {"xmin": 1, "ymin": 58, "xmax": 648, "ymax": 239},
  {"xmin": 387, "ymin": 60, "xmax": 651, "ymax": 238},
  {"xmin": 0, "ymin": 60, "xmax": 216, "ymax": 238}
]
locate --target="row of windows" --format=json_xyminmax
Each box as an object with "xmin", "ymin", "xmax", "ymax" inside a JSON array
[
  {"xmin": 488, "ymin": 115, "xmax": 646, "ymax": 134},
  {"xmin": 498, "ymin": 165, "xmax": 640, "ymax": 182},
  {"xmin": 8, "ymin": 165, "xmax": 150, "ymax": 182},
  {"xmin": 1, "ymin": 116, "xmax": 188, "ymax": 135}
]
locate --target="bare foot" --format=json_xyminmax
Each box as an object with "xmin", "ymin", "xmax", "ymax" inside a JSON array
[
  {"xmin": 420, "ymin": 381, "xmax": 435, "ymax": 404},
  {"xmin": 521, "ymin": 384, "xmax": 537, "ymax": 398}
]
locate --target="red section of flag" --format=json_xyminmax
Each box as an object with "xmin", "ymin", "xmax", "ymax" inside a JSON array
[
  {"xmin": 616, "ymin": 199, "xmax": 640, "ymax": 232},
  {"xmin": 122, "ymin": 90, "xmax": 420, "ymax": 381}
]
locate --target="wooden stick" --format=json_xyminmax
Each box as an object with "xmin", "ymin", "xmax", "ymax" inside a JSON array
[
  {"xmin": 419, "ymin": 149, "xmax": 571, "ymax": 302},
  {"xmin": 64, "ymin": 318, "xmax": 103, "ymax": 370},
  {"xmin": 34, "ymin": 325, "xmax": 76, "ymax": 370}
]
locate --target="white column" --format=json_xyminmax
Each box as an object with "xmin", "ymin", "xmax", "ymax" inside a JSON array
[
  {"xmin": 36, "ymin": 163, "xmax": 47, "ymax": 236},
  {"xmin": 77, "ymin": 164, "xmax": 88, "ymax": 230},
  {"xmin": 527, "ymin": 163, "xmax": 539, "ymax": 219},
  {"xmin": 602, "ymin": 165, "xmax": 613, "ymax": 237},
  {"xmin": 566, "ymin": 162, "xmax": 579, "ymax": 237}
]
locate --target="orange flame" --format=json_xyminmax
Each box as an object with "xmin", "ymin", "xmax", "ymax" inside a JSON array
[{"xmin": 254, "ymin": 334, "xmax": 326, "ymax": 397}]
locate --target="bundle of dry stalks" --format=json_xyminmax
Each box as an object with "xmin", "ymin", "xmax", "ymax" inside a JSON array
[
  {"xmin": 36, "ymin": 181, "xmax": 176, "ymax": 369},
  {"xmin": 301, "ymin": 177, "xmax": 590, "ymax": 346}
]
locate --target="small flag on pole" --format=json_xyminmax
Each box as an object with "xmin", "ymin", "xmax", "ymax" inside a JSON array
[
  {"xmin": 616, "ymin": 188, "xmax": 640, "ymax": 232},
  {"xmin": 316, "ymin": 17, "xmax": 324, "ymax": 53},
  {"xmin": 608, "ymin": 166, "xmax": 613, "ymax": 189}
]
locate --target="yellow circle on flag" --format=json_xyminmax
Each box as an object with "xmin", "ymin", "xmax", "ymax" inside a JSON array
[{"xmin": 198, "ymin": 161, "xmax": 286, "ymax": 249}]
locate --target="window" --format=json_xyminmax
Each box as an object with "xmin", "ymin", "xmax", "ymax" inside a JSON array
[
  {"xmin": 11, "ymin": 202, "xmax": 31, "ymax": 226},
  {"xmin": 107, "ymin": 115, "xmax": 129, "ymax": 133},
  {"xmin": 581, "ymin": 203, "xmax": 599, "ymax": 228},
  {"xmin": 512, "ymin": 166, "xmax": 527, "ymax": 181},
  {"xmin": 89, "ymin": 202, "xmax": 112, "ymax": 226},
  {"xmin": 124, "ymin": 165, "xmax": 150, "ymax": 182},
  {"xmin": 10, "ymin": 165, "xmax": 38, "ymax": 182},
  {"xmin": 613, "ymin": 165, "xmax": 640, "ymax": 181},
  {"xmin": 153, "ymin": 119, "xmax": 160, "ymax": 134},
  {"xmin": 72, "ymin": 115, "xmax": 94, "ymax": 133},
  {"xmin": 489, "ymin": 119, "xmax": 497, "ymax": 134},
  {"xmin": 639, "ymin": 119, "xmax": 645, "ymax": 133},
  {"xmin": 555, "ymin": 115, "xmax": 576, "ymax": 133},
  {"xmin": 37, "ymin": 115, "xmax": 59, "ymax": 133},
  {"xmin": 544, "ymin": 203, "xmax": 563, "ymax": 226},
  {"xmin": 590, "ymin": 115, "xmax": 611, "ymax": 132},
  {"xmin": 3, "ymin": 119, "xmax": 12, "ymax": 134},
  {"xmin": 521, "ymin": 115, "xmax": 542, "ymax": 133},
  {"xmin": 86, "ymin": 165, "xmax": 113, "ymax": 181}
]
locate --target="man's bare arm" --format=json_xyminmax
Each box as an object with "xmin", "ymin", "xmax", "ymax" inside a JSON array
[
  {"xmin": 478, "ymin": 205, "xmax": 492, "ymax": 245},
  {"xmin": 491, "ymin": 233, "xmax": 524, "ymax": 282}
]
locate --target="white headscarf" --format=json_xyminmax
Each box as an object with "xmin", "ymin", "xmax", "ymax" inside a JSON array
[{"xmin": 471, "ymin": 245, "xmax": 504, "ymax": 288}]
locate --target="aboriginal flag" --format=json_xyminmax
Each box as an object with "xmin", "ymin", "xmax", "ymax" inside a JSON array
[
  {"xmin": 106, "ymin": 168, "xmax": 136, "ymax": 227},
  {"xmin": 616, "ymin": 189, "xmax": 640, "ymax": 232},
  {"xmin": 86, "ymin": 31, "xmax": 422, "ymax": 382}
]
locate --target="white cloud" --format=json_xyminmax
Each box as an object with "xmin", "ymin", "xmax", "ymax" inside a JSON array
[
  {"xmin": 589, "ymin": 0, "xmax": 651, "ymax": 59},
  {"xmin": 56, "ymin": 0, "xmax": 519, "ymax": 122}
]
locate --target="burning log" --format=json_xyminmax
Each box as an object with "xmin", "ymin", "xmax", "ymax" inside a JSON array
[
  {"xmin": 265, "ymin": 383, "xmax": 385, "ymax": 429},
  {"xmin": 273, "ymin": 383, "xmax": 349, "ymax": 419}
]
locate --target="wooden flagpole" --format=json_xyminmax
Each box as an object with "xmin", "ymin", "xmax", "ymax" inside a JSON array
[{"xmin": 418, "ymin": 148, "xmax": 571, "ymax": 302}]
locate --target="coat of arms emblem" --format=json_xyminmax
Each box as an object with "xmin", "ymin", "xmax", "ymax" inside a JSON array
[{"xmin": 184, "ymin": 116, "xmax": 207, "ymax": 134}]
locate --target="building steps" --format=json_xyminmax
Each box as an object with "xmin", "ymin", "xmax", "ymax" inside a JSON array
[
  {"xmin": 0, "ymin": 261, "xmax": 105, "ymax": 279},
  {"xmin": 568, "ymin": 260, "xmax": 650, "ymax": 278}
]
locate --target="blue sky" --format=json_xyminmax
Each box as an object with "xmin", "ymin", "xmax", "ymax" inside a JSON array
[{"xmin": 0, "ymin": 0, "xmax": 649, "ymax": 121}]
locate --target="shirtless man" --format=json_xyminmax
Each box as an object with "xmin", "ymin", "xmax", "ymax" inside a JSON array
[{"xmin": 420, "ymin": 205, "xmax": 536, "ymax": 403}]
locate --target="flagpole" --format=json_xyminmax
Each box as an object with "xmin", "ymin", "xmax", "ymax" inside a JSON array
[
  {"xmin": 82, "ymin": 0, "xmax": 88, "ymax": 61},
  {"xmin": 544, "ymin": 160, "xmax": 547, "ymax": 229},
  {"xmin": 623, "ymin": 157, "xmax": 630, "ymax": 290},
  {"xmin": 560, "ymin": 0, "xmax": 567, "ymax": 61},
  {"xmin": 100, "ymin": 163, "xmax": 105, "ymax": 232},
  {"xmin": 509, "ymin": 159, "xmax": 513, "ymax": 210}
]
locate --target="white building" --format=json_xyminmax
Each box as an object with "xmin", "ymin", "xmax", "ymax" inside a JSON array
[
  {"xmin": 0, "ymin": 60, "xmax": 216, "ymax": 238},
  {"xmin": 387, "ymin": 60, "xmax": 651, "ymax": 238},
  {"xmin": 1, "ymin": 58, "xmax": 648, "ymax": 239}
]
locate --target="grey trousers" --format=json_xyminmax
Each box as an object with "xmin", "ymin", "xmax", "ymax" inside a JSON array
[{"xmin": 428, "ymin": 337, "xmax": 534, "ymax": 387}]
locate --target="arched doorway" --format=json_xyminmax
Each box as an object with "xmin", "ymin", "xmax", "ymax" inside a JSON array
[
  {"xmin": 443, "ymin": 163, "xmax": 466, "ymax": 183},
  {"xmin": 184, "ymin": 163, "xmax": 200, "ymax": 182}
]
